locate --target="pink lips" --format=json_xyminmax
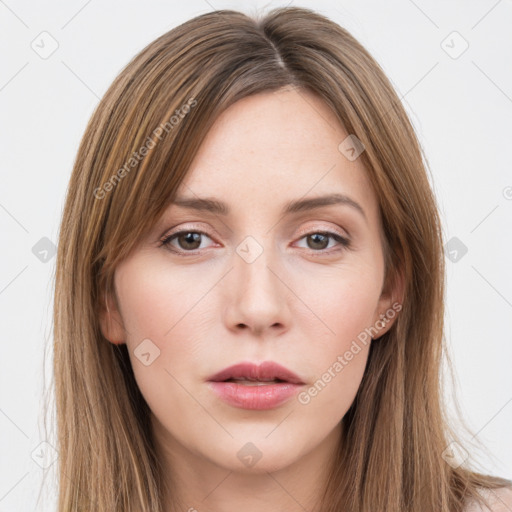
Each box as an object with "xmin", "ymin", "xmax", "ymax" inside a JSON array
[{"xmin": 207, "ymin": 361, "xmax": 305, "ymax": 410}]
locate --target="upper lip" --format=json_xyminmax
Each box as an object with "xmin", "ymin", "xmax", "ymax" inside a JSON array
[{"xmin": 208, "ymin": 361, "xmax": 305, "ymax": 385}]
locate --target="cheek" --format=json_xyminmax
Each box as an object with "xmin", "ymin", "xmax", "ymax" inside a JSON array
[
  {"xmin": 295, "ymin": 261, "xmax": 382, "ymax": 345},
  {"xmin": 115, "ymin": 257, "xmax": 210, "ymax": 346},
  {"xmin": 295, "ymin": 283, "xmax": 376, "ymax": 421},
  {"xmin": 297, "ymin": 344, "xmax": 370, "ymax": 422},
  {"xmin": 291, "ymin": 265, "xmax": 381, "ymax": 412},
  {"xmin": 114, "ymin": 255, "xmax": 216, "ymax": 397},
  {"xmin": 331, "ymin": 279, "xmax": 380, "ymax": 340}
]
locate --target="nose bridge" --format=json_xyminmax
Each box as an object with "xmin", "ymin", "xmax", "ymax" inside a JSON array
[
  {"xmin": 235, "ymin": 234, "xmax": 280, "ymax": 298},
  {"xmin": 228, "ymin": 233, "xmax": 288, "ymax": 331}
]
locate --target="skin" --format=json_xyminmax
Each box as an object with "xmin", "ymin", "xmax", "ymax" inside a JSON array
[{"xmin": 100, "ymin": 86, "xmax": 403, "ymax": 512}]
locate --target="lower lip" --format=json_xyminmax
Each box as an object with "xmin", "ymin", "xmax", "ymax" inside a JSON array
[{"xmin": 208, "ymin": 381, "xmax": 303, "ymax": 410}]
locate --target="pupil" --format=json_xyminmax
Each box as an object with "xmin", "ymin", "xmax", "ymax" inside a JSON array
[
  {"xmin": 180, "ymin": 232, "xmax": 201, "ymax": 249},
  {"xmin": 308, "ymin": 233, "xmax": 328, "ymax": 250}
]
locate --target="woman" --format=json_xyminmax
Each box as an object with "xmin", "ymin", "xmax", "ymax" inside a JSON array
[{"xmin": 51, "ymin": 6, "xmax": 512, "ymax": 511}]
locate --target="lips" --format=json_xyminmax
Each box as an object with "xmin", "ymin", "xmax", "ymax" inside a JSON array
[
  {"xmin": 207, "ymin": 361, "xmax": 305, "ymax": 410},
  {"xmin": 207, "ymin": 361, "xmax": 305, "ymax": 385}
]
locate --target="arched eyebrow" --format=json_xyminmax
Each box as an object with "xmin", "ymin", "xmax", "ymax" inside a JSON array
[{"xmin": 171, "ymin": 193, "xmax": 367, "ymax": 222}]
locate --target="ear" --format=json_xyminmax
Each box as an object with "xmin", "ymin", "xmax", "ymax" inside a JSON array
[
  {"xmin": 372, "ymin": 267, "xmax": 405, "ymax": 340},
  {"xmin": 98, "ymin": 289, "xmax": 126, "ymax": 345}
]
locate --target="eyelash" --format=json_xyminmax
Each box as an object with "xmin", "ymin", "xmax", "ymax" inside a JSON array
[{"xmin": 159, "ymin": 227, "xmax": 351, "ymax": 257}]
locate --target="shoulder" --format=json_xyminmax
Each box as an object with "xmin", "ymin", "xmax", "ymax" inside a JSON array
[{"xmin": 464, "ymin": 486, "xmax": 512, "ymax": 512}]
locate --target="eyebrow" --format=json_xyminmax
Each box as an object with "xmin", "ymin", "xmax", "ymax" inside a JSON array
[{"xmin": 171, "ymin": 193, "xmax": 367, "ymax": 221}]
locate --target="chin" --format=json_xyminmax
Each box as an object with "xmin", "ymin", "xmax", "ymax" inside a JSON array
[{"xmin": 210, "ymin": 437, "xmax": 305, "ymax": 475}]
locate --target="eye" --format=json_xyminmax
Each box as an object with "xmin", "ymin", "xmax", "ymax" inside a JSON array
[
  {"xmin": 160, "ymin": 230, "xmax": 216, "ymax": 254},
  {"xmin": 294, "ymin": 230, "xmax": 351, "ymax": 255},
  {"xmin": 159, "ymin": 228, "xmax": 351, "ymax": 256}
]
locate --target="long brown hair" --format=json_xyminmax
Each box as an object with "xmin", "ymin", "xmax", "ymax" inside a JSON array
[{"xmin": 48, "ymin": 6, "xmax": 510, "ymax": 511}]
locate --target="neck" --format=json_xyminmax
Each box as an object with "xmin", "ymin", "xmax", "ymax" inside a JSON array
[{"xmin": 151, "ymin": 416, "xmax": 342, "ymax": 512}]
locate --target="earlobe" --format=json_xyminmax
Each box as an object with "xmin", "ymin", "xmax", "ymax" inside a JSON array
[
  {"xmin": 373, "ymin": 268, "xmax": 405, "ymax": 339},
  {"xmin": 98, "ymin": 290, "xmax": 126, "ymax": 344},
  {"xmin": 373, "ymin": 301, "xmax": 402, "ymax": 339}
]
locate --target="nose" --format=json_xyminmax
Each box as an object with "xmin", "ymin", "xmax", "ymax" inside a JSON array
[{"xmin": 223, "ymin": 239, "xmax": 291, "ymax": 337}]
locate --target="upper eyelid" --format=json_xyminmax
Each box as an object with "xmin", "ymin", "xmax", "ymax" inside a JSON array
[
  {"xmin": 160, "ymin": 224, "xmax": 217, "ymax": 241},
  {"xmin": 160, "ymin": 225, "xmax": 350, "ymax": 248},
  {"xmin": 161, "ymin": 219, "xmax": 350, "ymax": 238},
  {"xmin": 295, "ymin": 223, "xmax": 350, "ymax": 239}
]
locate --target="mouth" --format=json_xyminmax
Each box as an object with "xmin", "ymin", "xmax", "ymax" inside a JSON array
[
  {"xmin": 207, "ymin": 361, "xmax": 305, "ymax": 410},
  {"xmin": 221, "ymin": 377, "xmax": 288, "ymax": 386},
  {"xmin": 207, "ymin": 361, "xmax": 305, "ymax": 385}
]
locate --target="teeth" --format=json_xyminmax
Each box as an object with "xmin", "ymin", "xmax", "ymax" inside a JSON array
[
  {"xmin": 233, "ymin": 381, "xmax": 277, "ymax": 386},
  {"xmin": 227, "ymin": 378, "xmax": 282, "ymax": 386}
]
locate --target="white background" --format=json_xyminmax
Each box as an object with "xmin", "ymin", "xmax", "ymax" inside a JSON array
[{"xmin": 0, "ymin": 0, "xmax": 511, "ymax": 510}]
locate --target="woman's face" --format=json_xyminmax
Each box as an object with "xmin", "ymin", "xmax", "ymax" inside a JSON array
[{"xmin": 101, "ymin": 86, "xmax": 401, "ymax": 475}]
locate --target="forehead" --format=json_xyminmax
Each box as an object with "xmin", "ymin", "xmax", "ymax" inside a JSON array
[{"xmin": 176, "ymin": 87, "xmax": 378, "ymax": 221}]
